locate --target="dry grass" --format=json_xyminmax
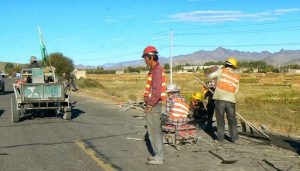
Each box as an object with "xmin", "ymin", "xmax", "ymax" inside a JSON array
[{"xmin": 80, "ymin": 73, "xmax": 300, "ymax": 136}]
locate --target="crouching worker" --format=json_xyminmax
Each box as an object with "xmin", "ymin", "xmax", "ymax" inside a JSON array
[
  {"xmin": 165, "ymin": 85, "xmax": 190, "ymax": 126},
  {"xmin": 162, "ymin": 85, "xmax": 198, "ymax": 145},
  {"xmin": 189, "ymin": 92, "xmax": 207, "ymax": 124}
]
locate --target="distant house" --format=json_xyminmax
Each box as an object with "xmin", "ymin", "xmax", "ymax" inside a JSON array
[
  {"xmin": 73, "ymin": 69, "xmax": 86, "ymax": 79},
  {"xmin": 116, "ymin": 70, "xmax": 124, "ymax": 74},
  {"xmin": 183, "ymin": 66, "xmax": 198, "ymax": 71},
  {"xmin": 182, "ymin": 65, "xmax": 223, "ymax": 72},
  {"xmin": 139, "ymin": 71, "xmax": 148, "ymax": 74},
  {"xmin": 288, "ymin": 69, "xmax": 300, "ymax": 74},
  {"xmin": 177, "ymin": 70, "xmax": 188, "ymax": 73},
  {"xmin": 200, "ymin": 65, "xmax": 223, "ymax": 70},
  {"xmin": 240, "ymin": 67, "xmax": 258, "ymax": 73}
]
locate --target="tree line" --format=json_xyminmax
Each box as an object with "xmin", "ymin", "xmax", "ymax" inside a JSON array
[
  {"xmin": 5, "ymin": 55, "xmax": 300, "ymax": 76},
  {"xmin": 4, "ymin": 52, "xmax": 74, "ymax": 77},
  {"xmin": 83, "ymin": 61, "xmax": 300, "ymax": 74}
]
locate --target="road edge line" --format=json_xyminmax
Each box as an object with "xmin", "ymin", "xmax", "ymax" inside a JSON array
[{"xmin": 75, "ymin": 140, "xmax": 117, "ymax": 171}]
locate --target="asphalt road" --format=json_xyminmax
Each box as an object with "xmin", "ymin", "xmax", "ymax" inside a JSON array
[{"xmin": 0, "ymin": 78, "xmax": 299, "ymax": 171}]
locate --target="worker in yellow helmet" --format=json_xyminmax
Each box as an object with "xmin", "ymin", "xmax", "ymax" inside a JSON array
[
  {"xmin": 189, "ymin": 92, "xmax": 207, "ymax": 123},
  {"xmin": 206, "ymin": 57, "xmax": 240, "ymax": 144}
]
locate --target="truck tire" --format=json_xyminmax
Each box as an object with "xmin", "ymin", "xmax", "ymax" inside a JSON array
[
  {"xmin": 0, "ymin": 79, "xmax": 4, "ymax": 95},
  {"xmin": 11, "ymin": 97, "xmax": 20, "ymax": 123},
  {"xmin": 63, "ymin": 107, "xmax": 72, "ymax": 120}
]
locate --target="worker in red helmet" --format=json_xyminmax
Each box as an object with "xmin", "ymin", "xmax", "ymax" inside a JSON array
[{"xmin": 142, "ymin": 45, "xmax": 166, "ymax": 165}]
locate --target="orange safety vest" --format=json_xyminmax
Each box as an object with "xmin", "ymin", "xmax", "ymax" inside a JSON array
[
  {"xmin": 144, "ymin": 68, "xmax": 167, "ymax": 101},
  {"xmin": 16, "ymin": 79, "xmax": 26, "ymax": 89},
  {"xmin": 217, "ymin": 68, "xmax": 240, "ymax": 93},
  {"xmin": 170, "ymin": 98, "xmax": 190, "ymax": 119}
]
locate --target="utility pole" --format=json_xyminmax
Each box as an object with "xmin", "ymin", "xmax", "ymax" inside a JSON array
[{"xmin": 170, "ymin": 29, "xmax": 173, "ymax": 85}]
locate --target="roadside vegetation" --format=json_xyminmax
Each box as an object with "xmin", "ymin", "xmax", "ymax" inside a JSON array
[
  {"xmin": 1, "ymin": 52, "xmax": 74, "ymax": 78},
  {"xmin": 78, "ymin": 72, "xmax": 300, "ymax": 137}
]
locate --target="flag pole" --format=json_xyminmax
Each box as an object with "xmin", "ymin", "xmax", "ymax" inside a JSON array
[{"xmin": 37, "ymin": 25, "xmax": 51, "ymax": 66}]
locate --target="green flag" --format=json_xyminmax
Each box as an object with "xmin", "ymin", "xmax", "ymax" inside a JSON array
[{"xmin": 38, "ymin": 26, "xmax": 50, "ymax": 66}]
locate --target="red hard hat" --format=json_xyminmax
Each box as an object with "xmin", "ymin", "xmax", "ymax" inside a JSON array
[{"xmin": 143, "ymin": 46, "xmax": 158, "ymax": 55}]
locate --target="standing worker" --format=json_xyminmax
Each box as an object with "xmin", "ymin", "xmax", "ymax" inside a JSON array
[
  {"xmin": 28, "ymin": 56, "xmax": 41, "ymax": 68},
  {"xmin": 204, "ymin": 66, "xmax": 218, "ymax": 132},
  {"xmin": 207, "ymin": 57, "xmax": 240, "ymax": 143},
  {"xmin": 63, "ymin": 73, "xmax": 79, "ymax": 92},
  {"xmin": 142, "ymin": 46, "xmax": 166, "ymax": 165}
]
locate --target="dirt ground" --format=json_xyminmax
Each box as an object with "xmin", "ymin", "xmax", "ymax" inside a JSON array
[
  {"xmin": 128, "ymin": 112, "xmax": 300, "ymax": 170},
  {"xmin": 78, "ymin": 90, "xmax": 300, "ymax": 171}
]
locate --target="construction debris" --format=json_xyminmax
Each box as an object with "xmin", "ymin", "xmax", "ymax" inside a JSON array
[
  {"xmin": 262, "ymin": 159, "xmax": 284, "ymax": 171},
  {"xmin": 126, "ymin": 137, "xmax": 145, "ymax": 141},
  {"xmin": 116, "ymin": 101, "xmax": 145, "ymax": 112},
  {"xmin": 236, "ymin": 112, "xmax": 270, "ymax": 140}
]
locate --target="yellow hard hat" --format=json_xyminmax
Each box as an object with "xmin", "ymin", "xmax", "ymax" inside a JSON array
[
  {"xmin": 226, "ymin": 57, "xmax": 238, "ymax": 68},
  {"xmin": 192, "ymin": 92, "xmax": 203, "ymax": 100}
]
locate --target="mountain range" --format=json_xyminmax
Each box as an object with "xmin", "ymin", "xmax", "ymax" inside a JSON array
[{"xmin": 78, "ymin": 47, "xmax": 300, "ymax": 70}]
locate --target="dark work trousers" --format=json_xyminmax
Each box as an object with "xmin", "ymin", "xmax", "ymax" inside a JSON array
[
  {"xmin": 206, "ymin": 99, "xmax": 215, "ymax": 131},
  {"xmin": 214, "ymin": 100, "xmax": 239, "ymax": 142},
  {"xmin": 205, "ymin": 89, "xmax": 215, "ymax": 131},
  {"xmin": 145, "ymin": 103, "xmax": 165, "ymax": 160},
  {"xmin": 70, "ymin": 78, "xmax": 78, "ymax": 90}
]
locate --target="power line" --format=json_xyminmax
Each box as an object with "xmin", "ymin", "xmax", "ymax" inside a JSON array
[
  {"xmin": 99, "ymin": 31, "xmax": 168, "ymax": 50},
  {"xmin": 68, "ymin": 33, "xmax": 168, "ymax": 54},
  {"xmin": 172, "ymin": 27, "xmax": 300, "ymax": 36},
  {"xmin": 75, "ymin": 45, "xmax": 170, "ymax": 62},
  {"xmin": 171, "ymin": 19, "xmax": 300, "ymax": 31},
  {"xmin": 173, "ymin": 42, "xmax": 300, "ymax": 48}
]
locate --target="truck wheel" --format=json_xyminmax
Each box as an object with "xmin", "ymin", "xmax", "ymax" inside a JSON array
[{"xmin": 11, "ymin": 97, "xmax": 20, "ymax": 123}]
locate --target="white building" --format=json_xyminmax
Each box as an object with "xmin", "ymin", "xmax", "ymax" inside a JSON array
[
  {"xmin": 116, "ymin": 70, "xmax": 124, "ymax": 74},
  {"xmin": 73, "ymin": 69, "xmax": 86, "ymax": 79},
  {"xmin": 289, "ymin": 69, "xmax": 300, "ymax": 74}
]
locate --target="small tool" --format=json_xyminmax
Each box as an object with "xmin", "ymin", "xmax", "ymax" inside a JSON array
[{"xmin": 209, "ymin": 150, "xmax": 237, "ymax": 164}]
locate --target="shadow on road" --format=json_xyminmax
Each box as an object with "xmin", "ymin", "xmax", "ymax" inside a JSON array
[
  {"xmin": 284, "ymin": 139, "xmax": 300, "ymax": 155},
  {"xmin": 3, "ymin": 91, "xmax": 14, "ymax": 95},
  {"xmin": 266, "ymin": 133, "xmax": 300, "ymax": 155},
  {"xmin": 144, "ymin": 132, "xmax": 155, "ymax": 156},
  {"xmin": 0, "ymin": 110, "xmax": 4, "ymax": 117},
  {"xmin": 0, "ymin": 131, "xmax": 139, "ymax": 149},
  {"xmin": 71, "ymin": 108, "xmax": 85, "ymax": 119},
  {"xmin": 198, "ymin": 122, "xmax": 218, "ymax": 141},
  {"xmin": 0, "ymin": 119, "xmax": 115, "ymax": 128}
]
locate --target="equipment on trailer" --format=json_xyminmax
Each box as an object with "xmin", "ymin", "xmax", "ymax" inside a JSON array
[{"xmin": 162, "ymin": 114, "xmax": 198, "ymax": 149}]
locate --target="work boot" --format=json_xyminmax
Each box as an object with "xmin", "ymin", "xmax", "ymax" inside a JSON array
[{"xmin": 147, "ymin": 156, "xmax": 154, "ymax": 161}]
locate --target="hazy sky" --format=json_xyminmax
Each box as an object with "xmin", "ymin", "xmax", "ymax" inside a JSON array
[{"xmin": 1, "ymin": 0, "xmax": 300, "ymax": 65}]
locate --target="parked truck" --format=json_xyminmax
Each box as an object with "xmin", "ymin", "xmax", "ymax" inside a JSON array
[{"xmin": 11, "ymin": 67, "xmax": 72, "ymax": 123}]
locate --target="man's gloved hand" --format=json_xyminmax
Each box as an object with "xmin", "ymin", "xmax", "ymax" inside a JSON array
[{"xmin": 145, "ymin": 105, "xmax": 153, "ymax": 112}]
